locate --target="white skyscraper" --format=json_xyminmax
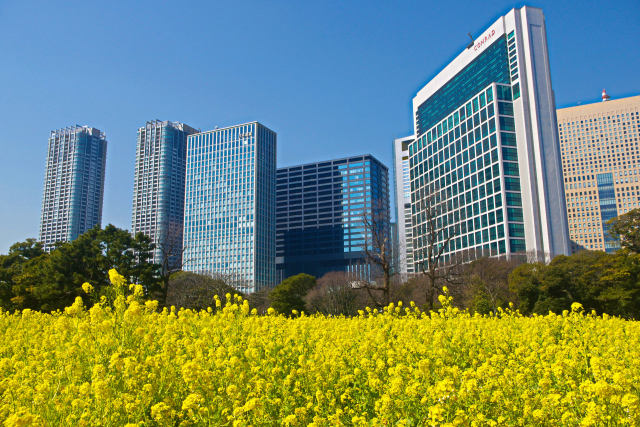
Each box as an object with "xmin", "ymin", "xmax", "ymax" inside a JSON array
[{"xmin": 408, "ymin": 6, "xmax": 570, "ymax": 271}]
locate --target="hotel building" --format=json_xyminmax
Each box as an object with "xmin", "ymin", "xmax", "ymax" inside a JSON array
[
  {"xmin": 557, "ymin": 93, "xmax": 640, "ymax": 252},
  {"xmin": 182, "ymin": 122, "xmax": 276, "ymax": 293},
  {"xmin": 408, "ymin": 6, "xmax": 570, "ymax": 272},
  {"xmin": 276, "ymin": 155, "xmax": 390, "ymax": 282},
  {"xmin": 392, "ymin": 135, "xmax": 415, "ymax": 278},
  {"xmin": 39, "ymin": 126, "xmax": 107, "ymax": 251},
  {"xmin": 131, "ymin": 120, "xmax": 198, "ymax": 270}
]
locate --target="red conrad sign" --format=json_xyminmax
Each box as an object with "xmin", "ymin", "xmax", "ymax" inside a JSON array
[{"xmin": 473, "ymin": 29, "xmax": 496, "ymax": 51}]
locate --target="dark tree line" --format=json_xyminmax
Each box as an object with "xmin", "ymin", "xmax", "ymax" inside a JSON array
[
  {"xmin": 0, "ymin": 225, "xmax": 158, "ymax": 312},
  {"xmin": 508, "ymin": 209, "xmax": 640, "ymax": 318},
  {"xmin": 267, "ymin": 209, "xmax": 640, "ymax": 318},
  {"xmin": 4, "ymin": 209, "xmax": 640, "ymax": 317}
]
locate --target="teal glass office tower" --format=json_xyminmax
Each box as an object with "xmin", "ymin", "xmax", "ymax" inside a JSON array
[
  {"xmin": 276, "ymin": 155, "xmax": 390, "ymax": 282},
  {"xmin": 131, "ymin": 120, "xmax": 198, "ymax": 271},
  {"xmin": 39, "ymin": 125, "xmax": 107, "ymax": 251},
  {"xmin": 409, "ymin": 7, "xmax": 570, "ymax": 271},
  {"xmin": 183, "ymin": 122, "xmax": 276, "ymax": 293}
]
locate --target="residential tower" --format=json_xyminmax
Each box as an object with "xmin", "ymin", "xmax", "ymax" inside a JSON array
[
  {"xmin": 39, "ymin": 125, "xmax": 107, "ymax": 251},
  {"xmin": 131, "ymin": 120, "xmax": 198, "ymax": 271}
]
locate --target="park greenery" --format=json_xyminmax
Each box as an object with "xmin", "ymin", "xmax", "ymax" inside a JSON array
[{"xmin": 1, "ymin": 209, "xmax": 640, "ymax": 318}]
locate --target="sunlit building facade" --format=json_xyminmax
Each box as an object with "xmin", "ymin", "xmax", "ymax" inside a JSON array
[
  {"xmin": 557, "ymin": 93, "xmax": 640, "ymax": 252},
  {"xmin": 131, "ymin": 120, "xmax": 198, "ymax": 270},
  {"xmin": 408, "ymin": 6, "xmax": 570, "ymax": 272},
  {"xmin": 183, "ymin": 122, "xmax": 276, "ymax": 293},
  {"xmin": 39, "ymin": 125, "xmax": 107, "ymax": 251},
  {"xmin": 393, "ymin": 135, "xmax": 415, "ymax": 278},
  {"xmin": 276, "ymin": 155, "xmax": 390, "ymax": 282}
]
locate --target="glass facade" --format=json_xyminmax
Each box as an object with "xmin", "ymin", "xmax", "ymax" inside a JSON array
[
  {"xmin": 183, "ymin": 122, "xmax": 276, "ymax": 293},
  {"xmin": 39, "ymin": 126, "xmax": 107, "ymax": 251},
  {"xmin": 276, "ymin": 155, "xmax": 390, "ymax": 282},
  {"xmin": 415, "ymin": 35, "xmax": 511, "ymax": 137},
  {"xmin": 596, "ymin": 173, "xmax": 619, "ymax": 252},
  {"xmin": 405, "ymin": 6, "xmax": 571, "ymax": 271},
  {"xmin": 131, "ymin": 121, "xmax": 198, "ymax": 271},
  {"xmin": 410, "ymin": 83, "xmax": 525, "ymax": 271}
]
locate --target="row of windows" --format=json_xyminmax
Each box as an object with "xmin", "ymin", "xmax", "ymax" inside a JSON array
[
  {"xmin": 410, "ymin": 84, "xmax": 525, "ymax": 261},
  {"xmin": 415, "ymin": 35, "xmax": 511, "ymax": 136}
]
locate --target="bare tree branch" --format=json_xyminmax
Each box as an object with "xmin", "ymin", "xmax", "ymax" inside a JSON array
[
  {"xmin": 359, "ymin": 200, "xmax": 393, "ymax": 307},
  {"xmin": 413, "ymin": 183, "xmax": 463, "ymax": 309}
]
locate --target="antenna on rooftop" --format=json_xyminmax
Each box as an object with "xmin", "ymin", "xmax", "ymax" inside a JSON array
[{"xmin": 466, "ymin": 33, "xmax": 474, "ymax": 49}]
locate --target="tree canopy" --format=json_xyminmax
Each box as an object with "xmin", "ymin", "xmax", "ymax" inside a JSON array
[
  {"xmin": 0, "ymin": 225, "xmax": 159, "ymax": 312},
  {"xmin": 509, "ymin": 250, "xmax": 640, "ymax": 317},
  {"xmin": 608, "ymin": 208, "xmax": 640, "ymax": 253},
  {"xmin": 269, "ymin": 273, "xmax": 316, "ymax": 315}
]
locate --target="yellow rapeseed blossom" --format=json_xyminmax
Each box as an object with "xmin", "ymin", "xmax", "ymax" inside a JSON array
[
  {"xmin": 0, "ymin": 269, "xmax": 639, "ymax": 424},
  {"xmin": 81, "ymin": 282, "xmax": 93, "ymax": 294},
  {"xmin": 108, "ymin": 268, "xmax": 127, "ymax": 288}
]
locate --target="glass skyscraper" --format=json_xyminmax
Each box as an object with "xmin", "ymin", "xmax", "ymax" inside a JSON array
[
  {"xmin": 131, "ymin": 120, "xmax": 198, "ymax": 271},
  {"xmin": 39, "ymin": 125, "xmax": 107, "ymax": 251},
  {"xmin": 393, "ymin": 135, "xmax": 415, "ymax": 278},
  {"xmin": 183, "ymin": 122, "xmax": 276, "ymax": 293},
  {"xmin": 276, "ymin": 155, "xmax": 390, "ymax": 282},
  {"xmin": 408, "ymin": 6, "xmax": 570, "ymax": 271}
]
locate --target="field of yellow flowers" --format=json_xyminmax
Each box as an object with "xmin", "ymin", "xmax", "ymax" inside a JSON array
[{"xmin": 1, "ymin": 270, "xmax": 639, "ymax": 426}]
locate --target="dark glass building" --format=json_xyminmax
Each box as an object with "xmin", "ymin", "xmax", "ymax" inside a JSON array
[{"xmin": 276, "ymin": 155, "xmax": 390, "ymax": 282}]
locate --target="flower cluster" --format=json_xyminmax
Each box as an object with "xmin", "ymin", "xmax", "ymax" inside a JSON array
[{"xmin": 1, "ymin": 271, "xmax": 639, "ymax": 425}]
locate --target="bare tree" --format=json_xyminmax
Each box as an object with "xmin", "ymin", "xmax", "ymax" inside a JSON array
[
  {"xmin": 165, "ymin": 271, "xmax": 242, "ymax": 311},
  {"xmin": 246, "ymin": 288, "xmax": 270, "ymax": 314},
  {"xmin": 305, "ymin": 271, "xmax": 365, "ymax": 315},
  {"xmin": 358, "ymin": 202, "xmax": 394, "ymax": 308},
  {"xmin": 461, "ymin": 256, "xmax": 518, "ymax": 314},
  {"xmin": 413, "ymin": 184, "xmax": 463, "ymax": 310},
  {"xmin": 156, "ymin": 222, "xmax": 187, "ymax": 276}
]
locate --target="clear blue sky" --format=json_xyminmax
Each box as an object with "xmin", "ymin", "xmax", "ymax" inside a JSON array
[{"xmin": 0, "ymin": 0, "xmax": 638, "ymax": 253}]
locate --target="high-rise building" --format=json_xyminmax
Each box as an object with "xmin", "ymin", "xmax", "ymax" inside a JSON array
[
  {"xmin": 182, "ymin": 122, "xmax": 276, "ymax": 293},
  {"xmin": 131, "ymin": 120, "xmax": 198, "ymax": 271},
  {"xmin": 39, "ymin": 125, "xmax": 107, "ymax": 251},
  {"xmin": 392, "ymin": 135, "xmax": 415, "ymax": 278},
  {"xmin": 557, "ymin": 92, "xmax": 640, "ymax": 253},
  {"xmin": 408, "ymin": 6, "xmax": 570, "ymax": 272},
  {"xmin": 276, "ymin": 155, "xmax": 390, "ymax": 282}
]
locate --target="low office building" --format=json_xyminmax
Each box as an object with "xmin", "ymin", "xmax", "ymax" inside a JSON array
[
  {"xmin": 276, "ymin": 155, "xmax": 390, "ymax": 282},
  {"xmin": 557, "ymin": 92, "xmax": 640, "ymax": 252},
  {"xmin": 408, "ymin": 6, "xmax": 570, "ymax": 271},
  {"xmin": 182, "ymin": 122, "xmax": 276, "ymax": 293}
]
